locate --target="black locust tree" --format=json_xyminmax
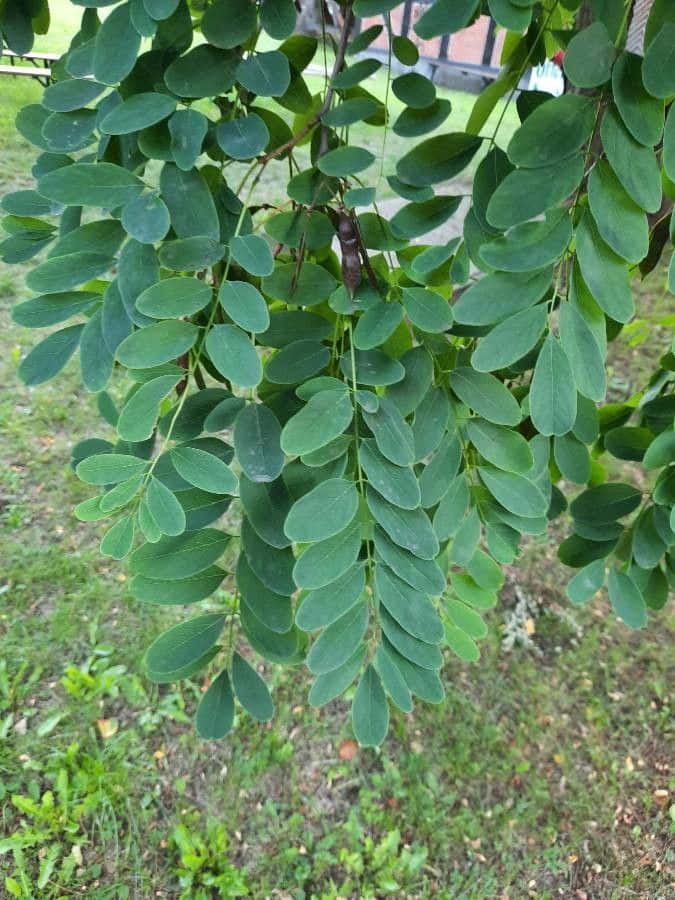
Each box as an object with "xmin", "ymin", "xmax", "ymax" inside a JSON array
[{"xmin": 1, "ymin": 0, "xmax": 673, "ymax": 746}]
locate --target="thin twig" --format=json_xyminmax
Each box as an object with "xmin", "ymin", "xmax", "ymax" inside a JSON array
[
  {"xmin": 353, "ymin": 214, "xmax": 380, "ymax": 293},
  {"xmin": 258, "ymin": 2, "xmax": 354, "ymax": 165}
]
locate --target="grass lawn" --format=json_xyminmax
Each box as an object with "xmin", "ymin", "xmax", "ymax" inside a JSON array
[{"xmin": 1, "ymin": 5, "xmax": 674, "ymax": 898}]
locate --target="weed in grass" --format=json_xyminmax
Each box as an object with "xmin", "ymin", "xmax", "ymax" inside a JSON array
[{"xmin": 170, "ymin": 816, "xmax": 250, "ymax": 899}]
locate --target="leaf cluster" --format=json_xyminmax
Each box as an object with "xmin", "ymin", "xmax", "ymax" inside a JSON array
[{"xmin": 1, "ymin": 0, "xmax": 673, "ymax": 747}]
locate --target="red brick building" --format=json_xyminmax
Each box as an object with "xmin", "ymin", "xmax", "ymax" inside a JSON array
[{"xmin": 358, "ymin": 5, "xmax": 506, "ymax": 71}]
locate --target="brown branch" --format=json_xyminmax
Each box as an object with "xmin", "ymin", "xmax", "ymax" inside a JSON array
[
  {"xmin": 353, "ymin": 215, "xmax": 380, "ymax": 294},
  {"xmin": 175, "ymin": 352, "xmax": 189, "ymax": 395},
  {"xmin": 258, "ymin": 2, "xmax": 354, "ymax": 165}
]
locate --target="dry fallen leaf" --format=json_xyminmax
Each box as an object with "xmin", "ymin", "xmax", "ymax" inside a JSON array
[
  {"xmin": 96, "ymin": 718, "xmax": 118, "ymax": 739},
  {"xmin": 338, "ymin": 739, "xmax": 358, "ymax": 760},
  {"xmin": 653, "ymin": 789, "xmax": 669, "ymax": 808}
]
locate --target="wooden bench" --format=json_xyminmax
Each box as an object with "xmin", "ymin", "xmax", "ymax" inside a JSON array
[
  {"xmin": 423, "ymin": 56, "xmax": 501, "ymax": 88},
  {"xmin": 3, "ymin": 49, "xmax": 59, "ymax": 62},
  {"xmin": 0, "ymin": 49, "xmax": 57, "ymax": 84},
  {"xmin": 0, "ymin": 63, "xmax": 52, "ymax": 81}
]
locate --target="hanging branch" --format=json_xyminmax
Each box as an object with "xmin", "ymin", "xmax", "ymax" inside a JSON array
[{"xmin": 258, "ymin": 1, "xmax": 354, "ymax": 165}]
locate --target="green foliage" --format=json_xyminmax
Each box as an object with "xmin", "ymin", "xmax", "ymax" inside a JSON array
[
  {"xmin": 1, "ymin": 0, "xmax": 673, "ymax": 749},
  {"xmin": 171, "ymin": 818, "xmax": 250, "ymax": 898}
]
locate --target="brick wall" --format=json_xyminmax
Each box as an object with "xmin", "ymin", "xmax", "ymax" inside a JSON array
[{"xmin": 358, "ymin": 7, "xmax": 506, "ymax": 67}]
